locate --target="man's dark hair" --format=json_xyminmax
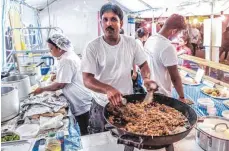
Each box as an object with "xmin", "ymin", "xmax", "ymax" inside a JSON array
[
  {"xmin": 47, "ymin": 38, "xmax": 59, "ymax": 49},
  {"xmin": 164, "ymin": 14, "xmax": 187, "ymax": 30},
  {"xmin": 137, "ymin": 27, "xmax": 149, "ymax": 38},
  {"xmin": 100, "ymin": 3, "xmax": 123, "ymax": 21}
]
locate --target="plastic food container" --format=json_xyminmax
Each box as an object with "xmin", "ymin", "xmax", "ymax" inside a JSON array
[
  {"xmin": 15, "ymin": 124, "xmax": 40, "ymax": 139},
  {"xmin": 197, "ymin": 98, "xmax": 214, "ymax": 109}
]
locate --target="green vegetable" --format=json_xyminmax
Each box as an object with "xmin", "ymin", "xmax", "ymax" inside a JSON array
[{"xmin": 1, "ymin": 133, "xmax": 20, "ymax": 142}]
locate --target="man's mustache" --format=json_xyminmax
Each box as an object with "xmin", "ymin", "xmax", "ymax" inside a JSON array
[{"xmin": 106, "ymin": 26, "xmax": 114, "ymax": 31}]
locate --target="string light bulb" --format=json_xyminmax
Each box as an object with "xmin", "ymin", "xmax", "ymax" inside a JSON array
[{"xmin": 193, "ymin": 18, "xmax": 198, "ymax": 24}]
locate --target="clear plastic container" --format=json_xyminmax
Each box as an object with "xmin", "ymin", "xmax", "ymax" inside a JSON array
[
  {"xmin": 45, "ymin": 132, "xmax": 61, "ymax": 151},
  {"xmin": 207, "ymin": 106, "xmax": 217, "ymax": 116}
]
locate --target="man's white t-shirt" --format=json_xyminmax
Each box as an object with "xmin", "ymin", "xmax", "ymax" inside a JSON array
[
  {"xmin": 56, "ymin": 51, "xmax": 92, "ymax": 116},
  {"xmin": 81, "ymin": 35, "xmax": 147, "ymax": 107},
  {"xmin": 135, "ymin": 39, "xmax": 143, "ymax": 49},
  {"xmin": 144, "ymin": 34, "xmax": 178, "ymax": 96}
]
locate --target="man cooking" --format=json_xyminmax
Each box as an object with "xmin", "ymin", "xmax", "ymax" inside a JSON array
[
  {"xmin": 33, "ymin": 33, "xmax": 92, "ymax": 135},
  {"xmin": 144, "ymin": 14, "xmax": 186, "ymax": 101},
  {"xmin": 81, "ymin": 3, "xmax": 157, "ymax": 134}
]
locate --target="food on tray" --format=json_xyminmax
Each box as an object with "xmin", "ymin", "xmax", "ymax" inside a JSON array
[
  {"xmin": 201, "ymin": 87, "xmax": 229, "ymax": 98},
  {"xmin": 1, "ymin": 133, "xmax": 20, "ymax": 142},
  {"xmin": 107, "ymin": 101, "xmax": 188, "ymax": 136},
  {"xmin": 31, "ymin": 108, "xmax": 67, "ymax": 120}
]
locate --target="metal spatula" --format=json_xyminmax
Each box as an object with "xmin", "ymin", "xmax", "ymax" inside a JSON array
[
  {"xmin": 143, "ymin": 83, "xmax": 158, "ymax": 103},
  {"xmin": 143, "ymin": 91, "xmax": 154, "ymax": 103}
]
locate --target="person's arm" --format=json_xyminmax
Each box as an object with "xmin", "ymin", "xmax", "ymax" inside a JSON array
[
  {"xmin": 139, "ymin": 61, "xmax": 157, "ymax": 91},
  {"xmin": 132, "ymin": 65, "xmax": 137, "ymax": 80},
  {"xmin": 134, "ymin": 39, "xmax": 157, "ymax": 91},
  {"xmin": 33, "ymin": 82, "xmax": 66, "ymax": 95},
  {"xmin": 34, "ymin": 60, "xmax": 73, "ymax": 95},
  {"xmin": 139, "ymin": 61, "xmax": 150, "ymax": 80},
  {"xmin": 82, "ymin": 72, "xmax": 122, "ymax": 106},
  {"xmin": 167, "ymin": 65, "xmax": 184, "ymax": 99},
  {"xmin": 160, "ymin": 45, "xmax": 185, "ymax": 99},
  {"xmin": 177, "ymin": 49, "xmax": 186, "ymax": 56}
]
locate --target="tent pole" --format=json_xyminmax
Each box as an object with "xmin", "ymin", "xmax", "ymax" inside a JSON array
[{"xmin": 210, "ymin": 0, "xmax": 215, "ymax": 61}]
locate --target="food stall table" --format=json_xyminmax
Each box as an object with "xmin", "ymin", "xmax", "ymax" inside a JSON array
[
  {"xmin": 1, "ymin": 93, "xmax": 82, "ymax": 151},
  {"xmin": 172, "ymin": 84, "xmax": 229, "ymax": 117}
]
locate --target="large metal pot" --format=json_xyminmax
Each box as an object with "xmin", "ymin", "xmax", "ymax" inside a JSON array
[
  {"xmin": 1, "ymin": 86, "xmax": 20, "ymax": 122},
  {"xmin": 21, "ymin": 73, "xmax": 38, "ymax": 86},
  {"xmin": 2, "ymin": 75, "xmax": 31, "ymax": 101},
  {"xmin": 196, "ymin": 116, "xmax": 229, "ymax": 151}
]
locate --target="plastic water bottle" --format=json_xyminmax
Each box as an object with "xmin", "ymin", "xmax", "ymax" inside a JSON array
[
  {"xmin": 56, "ymin": 131, "xmax": 65, "ymax": 151},
  {"xmin": 45, "ymin": 132, "xmax": 61, "ymax": 151}
]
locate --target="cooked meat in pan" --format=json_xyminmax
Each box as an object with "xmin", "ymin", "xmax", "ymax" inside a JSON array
[{"xmin": 107, "ymin": 101, "xmax": 188, "ymax": 136}]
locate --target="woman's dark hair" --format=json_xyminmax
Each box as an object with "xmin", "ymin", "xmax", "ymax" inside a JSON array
[
  {"xmin": 137, "ymin": 27, "xmax": 149, "ymax": 38},
  {"xmin": 181, "ymin": 35, "xmax": 194, "ymax": 55},
  {"xmin": 100, "ymin": 3, "xmax": 123, "ymax": 21},
  {"xmin": 47, "ymin": 38, "xmax": 59, "ymax": 49}
]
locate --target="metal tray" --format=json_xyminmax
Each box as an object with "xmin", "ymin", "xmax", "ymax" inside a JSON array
[{"xmin": 1, "ymin": 139, "xmax": 36, "ymax": 151}]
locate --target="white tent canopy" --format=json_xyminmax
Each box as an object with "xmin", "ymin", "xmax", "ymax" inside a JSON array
[
  {"xmin": 4, "ymin": 0, "xmax": 228, "ymax": 55},
  {"xmin": 24, "ymin": 0, "xmax": 229, "ymax": 17}
]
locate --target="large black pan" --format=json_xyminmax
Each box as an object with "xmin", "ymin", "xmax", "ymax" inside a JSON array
[{"xmin": 103, "ymin": 93, "xmax": 197, "ymax": 149}]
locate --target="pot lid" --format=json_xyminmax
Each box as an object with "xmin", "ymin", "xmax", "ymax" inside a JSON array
[{"xmin": 197, "ymin": 116, "xmax": 229, "ymax": 140}]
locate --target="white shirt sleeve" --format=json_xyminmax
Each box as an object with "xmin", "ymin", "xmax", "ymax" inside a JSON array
[
  {"xmin": 160, "ymin": 45, "xmax": 178, "ymax": 67},
  {"xmin": 56, "ymin": 61, "xmax": 73, "ymax": 84},
  {"xmin": 133, "ymin": 41, "xmax": 147, "ymax": 66},
  {"xmin": 81, "ymin": 44, "xmax": 97, "ymax": 75}
]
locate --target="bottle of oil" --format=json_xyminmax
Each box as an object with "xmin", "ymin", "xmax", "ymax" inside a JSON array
[{"xmin": 45, "ymin": 132, "xmax": 61, "ymax": 151}]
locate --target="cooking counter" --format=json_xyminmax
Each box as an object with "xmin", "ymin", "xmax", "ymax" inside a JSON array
[{"xmin": 79, "ymin": 129, "xmax": 203, "ymax": 151}]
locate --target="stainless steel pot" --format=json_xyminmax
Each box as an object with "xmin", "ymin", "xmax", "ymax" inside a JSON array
[
  {"xmin": 2, "ymin": 75, "xmax": 31, "ymax": 101},
  {"xmin": 1, "ymin": 86, "xmax": 20, "ymax": 122},
  {"xmin": 196, "ymin": 116, "xmax": 229, "ymax": 151},
  {"xmin": 21, "ymin": 73, "xmax": 38, "ymax": 86}
]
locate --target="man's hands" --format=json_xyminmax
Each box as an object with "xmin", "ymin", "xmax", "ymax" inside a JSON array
[
  {"xmin": 143, "ymin": 78, "xmax": 158, "ymax": 92},
  {"xmin": 132, "ymin": 72, "xmax": 137, "ymax": 80},
  {"xmin": 106, "ymin": 86, "xmax": 122, "ymax": 106},
  {"xmin": 32, "ymin": 87, "xmax": 44, "ymax": 95},
  {"xmin": 51, "ymin": 74, "xmax": 56, "ymax": 82}
]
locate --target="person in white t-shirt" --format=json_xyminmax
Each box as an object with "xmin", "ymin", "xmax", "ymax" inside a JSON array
[
  {"xmin": 33, "ymin": 33, "xmax": 92, "ymax": 135},
  {"xmin": 144, "ymin": 14, "xmax": 187, "ymax": 102},
  {"xmin": 135, "ymin": 27, "xmax": 149, "ymax": 49},
  {"xmin": 81, "ymin": 3, "xmax": 157, "ymax": 134},
  {"xmin": 132, "ymin": 27, "xmax": 149, "ymax": 92}
]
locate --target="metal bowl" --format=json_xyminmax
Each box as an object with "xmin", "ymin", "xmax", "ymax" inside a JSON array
[{"xmin": 2, "ymin": 75, "xmax": 29, "ymax": 83}]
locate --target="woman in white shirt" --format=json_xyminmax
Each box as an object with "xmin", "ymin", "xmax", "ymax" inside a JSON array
[{"xmin": 33, "ymin": 33, "xmax": 92, "ymax": 135}]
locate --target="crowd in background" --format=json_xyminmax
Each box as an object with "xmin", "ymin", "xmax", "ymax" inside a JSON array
[{"xmin": 131, "ymin": 20, "xmax": 229, "ymax": 89}]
